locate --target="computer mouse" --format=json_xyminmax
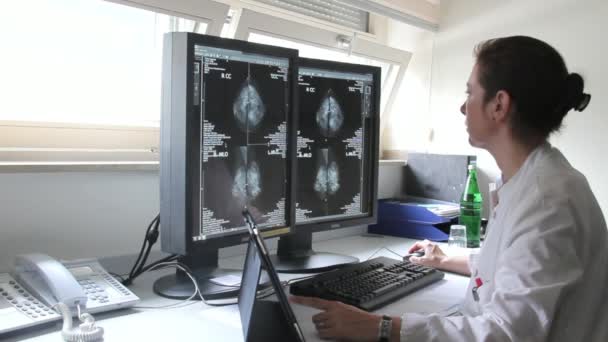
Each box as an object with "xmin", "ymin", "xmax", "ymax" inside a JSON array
[
  {"xmin": 404, "ymin": 250, "xmax": 425, "ymax": 261},
  {"xmin": 411, "ymin": 250, "xmax": 425, "ymax": 258}
]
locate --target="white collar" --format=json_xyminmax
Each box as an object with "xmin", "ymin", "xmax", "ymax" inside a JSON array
[{"xmin": 496, "ymin": 141, "xmax": 551, "ymax": 203}]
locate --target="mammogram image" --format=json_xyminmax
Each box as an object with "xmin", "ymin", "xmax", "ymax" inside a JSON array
[
  {"xmin": 314, "ymin": 148, "xmax": 340, "ymax": 199},
  {"xmin": 233, "ymin": 77, "xmax": 266, "ymax": 132},
  {"xmin": 232, "ymin": 146, "xmax": 262, "ymax": 201},
  {"xmin": 316, "ymin": 89, "xmax": 344, "ymax": 137}
]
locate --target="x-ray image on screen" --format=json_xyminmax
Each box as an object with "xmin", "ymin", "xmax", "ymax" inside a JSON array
[
  {"xmin": 202, "ymin": 144, "xmax": 286, "ymax": 238},
  {"xmin": 233, "ymin": 77, "xmax": 266, "ymax": 133},
  {"xmin": 314, "ymin": 148, "xmax": 340, "ymax": 199},
  {"xmin": 316, "ymin": 89, "xmax": 344, "ymax": 137},
  {"xmin": 232, "ymin": 146, "xmax": 262, "ymax": 202},
  {"xmin": 295, "ymin": 146, "xmax": 362, "ymax": 219},
  {"xmin": 195, "ymin": 45, "xmax": 289, "ymax": 240},
  {"xmin": 296, "ymin": 68, "xmax": 373, "ymax": 223}
]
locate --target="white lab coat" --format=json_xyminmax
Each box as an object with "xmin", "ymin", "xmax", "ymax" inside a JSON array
[{"xmin": 400, "ymin": 142, "xmax": 608, "ymax": 342}]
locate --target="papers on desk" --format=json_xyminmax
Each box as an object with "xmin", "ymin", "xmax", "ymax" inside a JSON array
[
  {"xmin": 414, "ymin": 203, "xmax": 460, "ymax": 217},
  {"xmin": 209, "ymin": 274, "xmax": 241, "ymax": 287}
]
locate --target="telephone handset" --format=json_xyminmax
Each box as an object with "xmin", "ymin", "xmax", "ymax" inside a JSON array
[
  {"xmin": 0, "ymin": 254, "xmax": 139, "ymax": 336},
  {"xmin": 13, "ymin": 254, "xmax": 88, "ymax": 312}
]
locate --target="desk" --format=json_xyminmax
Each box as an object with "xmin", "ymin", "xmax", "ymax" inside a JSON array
[{"xmin": 6, "ymin": 235, "xmax": 469, "ymax": 341}]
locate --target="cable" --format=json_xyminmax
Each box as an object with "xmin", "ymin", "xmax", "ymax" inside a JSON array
[
  {"xmin": 365, "ymin": 246, "xmax": 404, "ymax": 261},
  {"xmin": 129, "ymin": 214, "xmax": 159, "ymax": 279},
  {"xmin": 124, "ymin": 214, "xmax": 158, "ymax": 284},
  {"xmin": 383, "ymin": 247, "xmax": 404, "ymax": 259},
  {"xmin": 122, "ymin": 214, "xmax": 166, "ymax": 286},
  {"xmin": 133, "ymin": 262, "xmax": 201, "ymax": 309},
  {"xmin": 109, "ymin": 272, "xmax": 126, "ymax": 282},
  {"xmin": 55, "ymin": 303, "xmax": 104, "ymax": 342},
  {"xmin": 208, "ymin": 278, "xmax": 241, "ymax": 287},
  {"xmin": 286, "ymin": 275, "xmax": 316, "ymax": 285},
  {"xmin": 131, "ymin": 261, "xmax": 289, "ymax": 309},
  {"xmin": 132, "ymin": 261, "xmax": 238, "ymax": 309},
  {"xmin": 122, "ymin": 212, "xmax": 311, "ymax": 307},
  {"xmin": 135, "ymin": 216, "xmax": 161, "ymax": 276},
  {"xmin": 129, "ymin": 254, "xmax": 177, "ymax": 281},
  {"xmin": 137, "ymin": 215, "xmax": 161, "ymax": 274}
]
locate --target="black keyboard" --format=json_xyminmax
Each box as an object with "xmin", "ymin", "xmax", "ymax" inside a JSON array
[{"xmin": 289, "ymin": 256, "xmax": 444, "ymax": 311}]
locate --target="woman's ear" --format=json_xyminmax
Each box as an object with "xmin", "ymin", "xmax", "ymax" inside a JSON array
[{"xmin": 492, "ymin": 90, "xmax": 513, "ymax": 123}]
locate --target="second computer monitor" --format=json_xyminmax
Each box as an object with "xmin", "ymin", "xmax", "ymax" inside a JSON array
[
  {"xmin": 295, "ymin": 58, "xmax": 380, "ymax": 230},
  {"xmin": 270, "ymin": 58, "xmax": 380, "ymax": 273}
]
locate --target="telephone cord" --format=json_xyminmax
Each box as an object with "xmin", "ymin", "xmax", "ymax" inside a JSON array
[{"xmin": 55, "ymin": 302, "xmax": 104, "ymax": 342}]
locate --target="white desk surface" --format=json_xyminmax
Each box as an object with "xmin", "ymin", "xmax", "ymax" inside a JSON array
[{"xmin": 6, "ymin": 235, "xmax": 470, "ymax": 341}]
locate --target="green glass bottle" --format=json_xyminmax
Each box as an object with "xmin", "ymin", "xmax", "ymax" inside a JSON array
[{"xmin": 460, "ymin": 163, "xmax": 482, "ymax": 248}]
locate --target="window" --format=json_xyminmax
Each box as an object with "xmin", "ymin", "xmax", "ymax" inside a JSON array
[
  {"xmin": 235, "ymin": 9, "xmax": 411, "ymax": 118},
  {"xmin": 0, "ymin": 0, "xmax": 228, "ymax": 166},
  {"xmin": 0, "ymin": 0, "xmax": 409, "ymax": 166},
  {"xmin": 0, "ymin": 0, "xmax": 206, "ymax": 126},
  {"xmin": 247, "ymin": 32, "xmax": 398, "ymax": 113}
]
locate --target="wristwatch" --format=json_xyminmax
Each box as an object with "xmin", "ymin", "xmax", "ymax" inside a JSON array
[{"xmin": 378, "ymin": 315, "xmax": 392, "ymax": 342}]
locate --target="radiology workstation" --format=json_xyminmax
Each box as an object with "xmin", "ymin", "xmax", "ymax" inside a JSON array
[{"xmin": 0, "ymin": 32, "xmax": 471, "ymax": 341}]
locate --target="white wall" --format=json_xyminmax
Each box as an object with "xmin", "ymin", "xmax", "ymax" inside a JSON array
[
  {"xmin": 0, "ymin": 169, "xmax": 368, "ymax": 272},
  {"xmin": 391, "ymin": 0, "xmax": 608, "ymax": 216},
  {"xmin": 383, "ymin": 20, "xmax": 435, "ymax": 153},
  {"xmin": 0, "ymin": 171, "xmax": 159, "ymax": 271}
]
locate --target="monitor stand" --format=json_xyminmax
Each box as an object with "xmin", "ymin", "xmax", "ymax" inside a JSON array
[
  {"xmin": 153, "ymin": 249, "xmax": 270, "ymax": 300},
  {"xmin": 270, "ymin": 229, "xmax": 359, "ymax": 273}
]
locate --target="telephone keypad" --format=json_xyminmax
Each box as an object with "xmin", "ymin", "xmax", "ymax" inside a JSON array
[
  {"xmin": 70, "ymin": 264, "xmax": 137, "ymax": 311},
  {"xmin": 0, "ymin": 274, "xmax": 60, "ymax": 323},
  {"xmin": 79, "ymin": 278, "xmax": 110, "ymax": 304},
  {"xmin": 77, "ymin": 276, "xmax": 120, "ymax": 306}
]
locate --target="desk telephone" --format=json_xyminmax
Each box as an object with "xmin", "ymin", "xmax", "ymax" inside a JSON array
[{"xmin": 0, "ymin": 254, "xmax": 139, "ymax": 335}]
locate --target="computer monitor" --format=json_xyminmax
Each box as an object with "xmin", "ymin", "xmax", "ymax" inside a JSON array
[
  {"xmin": 270, "ymin": 58, "xmax": 381, "ymax": 273},
  {"xmin": 156, "ymin": 32, "xmax": 298, "ymax": 299}
]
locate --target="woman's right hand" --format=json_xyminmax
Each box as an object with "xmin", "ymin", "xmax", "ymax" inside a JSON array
[
  {"xmin": 407, "ymin": 240, "xmax": 472, "ymax": 276},
  {"xmin": 407, "ymin": 239, "xmax": 447, "ymax": 269}
]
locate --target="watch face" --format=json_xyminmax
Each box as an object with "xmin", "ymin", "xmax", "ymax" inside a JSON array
[{"xmin": 380, "ymin": 315, "xmax": 392, "ymax": 340}]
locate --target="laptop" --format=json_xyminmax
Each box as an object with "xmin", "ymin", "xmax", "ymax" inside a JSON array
[{"xmin": 238, "ymin": 211, "xmax": 305, "ymax": 342}]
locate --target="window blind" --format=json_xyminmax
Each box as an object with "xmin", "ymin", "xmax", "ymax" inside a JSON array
[{"xmin": 253, "ymin": 0, "xmax": 369, "ymax": 31}]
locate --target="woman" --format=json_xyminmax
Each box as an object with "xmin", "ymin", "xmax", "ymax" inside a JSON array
[{"xmin": 291, "ymin": 36, "xmax": 608, "ymax": 341}]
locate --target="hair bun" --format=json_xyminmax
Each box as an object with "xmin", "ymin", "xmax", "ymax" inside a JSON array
[{"xmin": 566, "ymin": 73, "xmax": 591, "ymax": 111}]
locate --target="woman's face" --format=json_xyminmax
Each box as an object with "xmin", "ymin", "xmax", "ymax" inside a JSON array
[{"xmin": 460, "ymin": 63, "xmax": 497, "ymax": 149}]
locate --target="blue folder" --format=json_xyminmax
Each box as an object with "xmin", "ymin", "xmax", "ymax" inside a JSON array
[{"xmin": 368, "ymin": 198, "xmax": 459, "ymax": 241}]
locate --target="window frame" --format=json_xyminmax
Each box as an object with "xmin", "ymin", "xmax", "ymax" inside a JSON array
[
  {"xmin": 234, "ymin": 8, "xmax": 412, "ymax": 154},
  {"xmin": 0, "ymin": 121, "xmax": 159, "ymax": 170},
  {"xmin": 106, "ymin": 0, "xmax": 229, "ymax": 35}
]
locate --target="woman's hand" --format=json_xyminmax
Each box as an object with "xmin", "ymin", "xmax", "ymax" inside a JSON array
[
  {"xmin": 408, "ymin": 239, "xmax": 448, "ymax": 268},
  {"xmin": 408, "ymin": 239, "xmax": 472, "ymax": 276},
  {"xmin": 290, "ymin": 296, "xmax": 381, "ymax": 341}
]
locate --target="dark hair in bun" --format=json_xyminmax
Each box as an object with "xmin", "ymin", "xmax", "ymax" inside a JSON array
[
  {"xmin": 563, "ymin": 73, "xmax": 591, "ymax": 112},
  {"xmin": 474, "ymin": 36, "xmax": 591, "ymax": 142}
]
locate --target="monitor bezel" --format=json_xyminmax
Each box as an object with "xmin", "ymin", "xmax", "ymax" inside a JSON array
[{"xmin": 294, "ymin": 57, "xmax": 381, "ymax": 233}]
